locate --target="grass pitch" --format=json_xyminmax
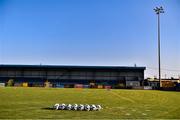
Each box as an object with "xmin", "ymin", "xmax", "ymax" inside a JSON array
[{"xmin": 0, "ymin": 87, "xmax": 180, "ymax": 119}]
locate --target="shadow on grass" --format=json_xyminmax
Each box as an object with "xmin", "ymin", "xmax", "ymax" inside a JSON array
[
  {"xmin": 41, "ymin": 107, "xmax": 54, "ymax": 110},
  {"xmin": 41, "ymin": 107, "xmax": 97, "ymax": 112}
]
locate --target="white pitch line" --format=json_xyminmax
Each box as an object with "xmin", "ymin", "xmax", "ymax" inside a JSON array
[
  {"xmin": 110, "ymin": 91, "xmax": 135, "ymax": 103},
  {"xmin": 132, "ymin": 109, "xmax": 136, "ymax": 112},
  {"xmin": 125, "ymin": 113, "xmax": 131, "ymax": 116},
  {"xmin": 142, "ymin": 113, "xmax": 147, "ymax": 116}
]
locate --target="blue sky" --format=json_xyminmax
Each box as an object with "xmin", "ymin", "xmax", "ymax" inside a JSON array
[{"xmin": 0, "ymin": 0, "xmax": 180, "ymax": 78}]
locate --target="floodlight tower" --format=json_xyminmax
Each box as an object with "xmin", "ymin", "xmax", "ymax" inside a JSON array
[{"xmin": 154, "ymin": 6, "xmax": 164, "ymax": 88}]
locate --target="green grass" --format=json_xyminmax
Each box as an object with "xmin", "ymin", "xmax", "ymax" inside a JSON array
[{"xmin": 0, "ymin": 87, "xmax": 180, "ymax": 119}]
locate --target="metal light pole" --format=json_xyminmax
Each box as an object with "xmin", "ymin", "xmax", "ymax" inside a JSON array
[{"xmin": 154, "ymin": 6, "xmax": 164, "ymax": 88}]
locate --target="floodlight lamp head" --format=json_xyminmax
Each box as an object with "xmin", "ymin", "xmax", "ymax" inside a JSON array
[
  {"xmin": 160, "ymin": 11, "xmax": 164, "ymax": 13},
  {"xmin": 154, "ymin": 6, "xmax": 164, "ymax": 14}
]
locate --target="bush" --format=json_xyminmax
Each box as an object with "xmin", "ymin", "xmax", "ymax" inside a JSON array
[{"xmin": 7, "ymin": 79, "xmax": 14, "ymax": 87}]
